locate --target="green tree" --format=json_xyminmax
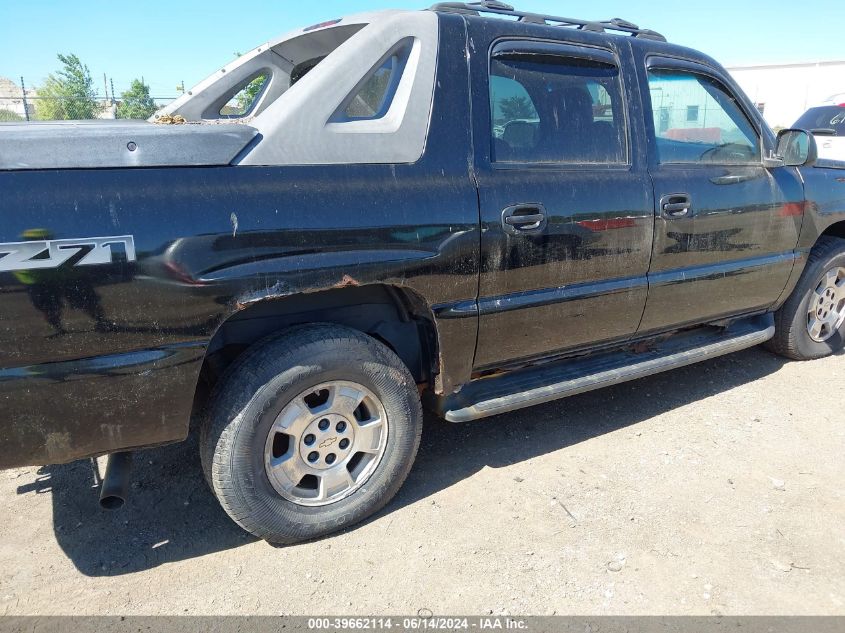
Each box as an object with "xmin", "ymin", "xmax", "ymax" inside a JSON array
[
  {"xmin": 497, "ymin": 95, "xmax": 536, "ymax": 122},
  {"xmin": 116, "ymin": 79, "xmax": 158, "ymax": 120},
  {"xmin": 0, "ymin": 109, "xmax": 23, "ymax": 122},
  {"xmin": 37, "ymin": 53, "xmax": 99, "ymax": 120},
  {"xmin": 224, "ymin": 52, "xmax": 267, "ymax": 116},
  {"xmin": 235, "ymin": 75, "xmax": 267, "ymax": 114}
]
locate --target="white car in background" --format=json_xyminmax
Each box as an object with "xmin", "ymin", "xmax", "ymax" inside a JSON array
[
  {"xmin": 821, "ymin": 92, "xmax": 845, "ymax": 106},
  {"xmin": 794, "ymin": 99, "xmax": 845, "ymax": 161}
]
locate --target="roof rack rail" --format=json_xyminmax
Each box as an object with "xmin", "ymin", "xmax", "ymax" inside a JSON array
[{"xmin": 428, "ymin": 1, "xmax": 667, "ymax": 42}]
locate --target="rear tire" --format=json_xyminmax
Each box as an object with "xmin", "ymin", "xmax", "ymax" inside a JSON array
[
  {"xmin": 768, "ymin": 236, "xmax": 845, "ymax": 360},
  {"xmin": 200, "ymin": 324, "xmax": 422, "ymax": 544}
]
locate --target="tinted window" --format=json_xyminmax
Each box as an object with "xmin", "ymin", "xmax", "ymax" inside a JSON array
[
  {"xmin": 648, "ymin": 69, "xmax": 760, "ymax": 164},
  {"xmin": 344, "ymin": 52, "xmax": 403, "ymax": 120},
  {"xmin": 490, "ymin": 54, "xmax": 627, "ymax": 164},
  {"xmin": 794, "ymin": 106, "xmax": 845, "ymax": 136}
]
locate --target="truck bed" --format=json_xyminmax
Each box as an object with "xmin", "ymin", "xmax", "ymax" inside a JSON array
[{"xmin": 0, "ymin": 120, "xmax": 258, "ymax": 170}]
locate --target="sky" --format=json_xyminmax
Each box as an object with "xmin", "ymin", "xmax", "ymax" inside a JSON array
[{"xmin": 2, "ymin": 0, "xmax": 844, "ymax": 101}]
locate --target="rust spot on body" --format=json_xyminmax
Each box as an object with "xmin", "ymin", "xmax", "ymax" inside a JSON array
[
  {"xmin": 234, "ymin": 277, "xmax": 363, "ymax": 311},
  {"xmin": 333, "ymin": 275, "xmax": 360, "ymax": 289},
  {"xmin": 235, "ymin": 282, "xmax": 290, "ymax": 311}
]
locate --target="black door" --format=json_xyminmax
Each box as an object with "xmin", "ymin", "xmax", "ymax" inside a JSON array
[
  {"xmin": 469, "ymin": 27, "xmax": 654, "ymax": 369},
  {"xmin": 639, "ymin": 58, "xmax": 805, "ymax": 333}
]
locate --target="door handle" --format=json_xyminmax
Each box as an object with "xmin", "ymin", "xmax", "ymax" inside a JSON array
[
  {"xmin": 502, "ymin": 203, "xmax": 547, "ymax": 235},
  {"xmin": 660, "ymin": 194, "xmax": 692, "ymax": 218},
  {"xmin": 504, "ymin": 213, "xmax": 545, "ymax": 226}
]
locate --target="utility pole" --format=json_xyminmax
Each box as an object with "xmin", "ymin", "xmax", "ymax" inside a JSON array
[
  {"xmin": 20, "ymin": 76, "xmax": 30, "ymax": 122},
  {"xmin": 103, "ymin": 73, "xmax": 109, "ymax": 104},
  {"xmin": 110, "ymin": 78, "xmax": 116, "ymax": 105}
]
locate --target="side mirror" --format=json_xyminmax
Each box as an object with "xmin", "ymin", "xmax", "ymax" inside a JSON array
[{"xmin": 768, "ymin": 128, "xmax": 818, "ymax": 168}]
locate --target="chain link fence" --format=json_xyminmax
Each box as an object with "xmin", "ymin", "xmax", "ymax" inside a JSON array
[{"xmin": 0, "ymin": 78, "xmax": 177, "ymax": 122}]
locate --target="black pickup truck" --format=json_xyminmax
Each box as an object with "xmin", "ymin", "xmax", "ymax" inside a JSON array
[{"xmin": 1, "ymin": 2, "xmax": 844, "ymax": 544}]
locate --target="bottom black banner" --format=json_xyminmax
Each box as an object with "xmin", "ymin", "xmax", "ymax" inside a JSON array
[{"xmin": 0, "ymin": 616, "xmax": 842, "ymax": 633}]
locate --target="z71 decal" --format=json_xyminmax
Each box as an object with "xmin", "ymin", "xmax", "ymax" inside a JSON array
[{"xmin": 0, "ymin": 236, "xmax": 137, "ymax": 273}]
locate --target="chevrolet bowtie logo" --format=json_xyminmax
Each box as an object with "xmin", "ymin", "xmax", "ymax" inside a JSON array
[{"xmin": 319, "ymin": 437, "xmax": 338, "ymax": 449}]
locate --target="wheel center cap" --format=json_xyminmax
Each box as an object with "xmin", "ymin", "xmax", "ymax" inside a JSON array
[
  {"xmin": 319, "ymin": 436, "xmax": 339, "ymax": 449},
  {"xmin": 299, "ymin": 413, "xmax": 355, "ymax": 471}
]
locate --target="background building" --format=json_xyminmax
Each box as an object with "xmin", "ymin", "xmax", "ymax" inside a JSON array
[
  {"xmin": 727, "ymin": 60, "xmax": 845, "ymax": 129},
  {"xmin": 0, "ymin": 76, "xmax": 36, "ymax": 120}
]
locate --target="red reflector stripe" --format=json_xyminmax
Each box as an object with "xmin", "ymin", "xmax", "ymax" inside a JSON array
[
  {"xmin": 577, "ymin": 218, "xmax": 638, "ymax": 231},
  {"xmin": 779, "ymin": 202, "xmax": 805, "ymax": 217}
]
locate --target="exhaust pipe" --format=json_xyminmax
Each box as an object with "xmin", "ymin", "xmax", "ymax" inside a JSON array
[{"xmin": 99, "ymin": 452, "xmax": 133, "ymax": 510}]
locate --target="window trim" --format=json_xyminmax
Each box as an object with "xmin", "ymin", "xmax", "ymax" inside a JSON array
[
  {"xmin": 644, "ymin": 55, "xmax": 764, "ymax": 168},
  {"xmin": 492, "ymin": 40, "xmax": 617, "ymax": 66},
  {"xmin": 487, "ymin": 37, "xmax": 632, "ymax": 170}
]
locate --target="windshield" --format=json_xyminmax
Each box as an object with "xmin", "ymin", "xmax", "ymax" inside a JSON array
[{"xmin": 795, "ymin": 106, "xmax": 845, "ymax": 136}]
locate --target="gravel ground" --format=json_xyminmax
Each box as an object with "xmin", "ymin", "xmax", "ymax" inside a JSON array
[{"xmin": 0, "ymin": 347, "xmax": 843, "ymax": 616}]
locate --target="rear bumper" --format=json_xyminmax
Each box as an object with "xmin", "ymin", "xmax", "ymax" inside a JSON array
[{"xmin": 0, "ymin": 342, "xmax": 205, "ymax": 469}]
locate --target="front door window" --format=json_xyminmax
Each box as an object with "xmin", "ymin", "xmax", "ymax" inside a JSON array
[{"xmin": 647, "ymin": 69, "xmax": 760, "ymax": 164}]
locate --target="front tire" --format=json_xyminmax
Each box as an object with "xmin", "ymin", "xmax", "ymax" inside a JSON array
[
  {"xmin": 200, "ymin": 324, "xmax": 423, "ymax": 544},
  {"xmin": 768, "ymin": 236, "xmax": 845, "ymax": 360}
]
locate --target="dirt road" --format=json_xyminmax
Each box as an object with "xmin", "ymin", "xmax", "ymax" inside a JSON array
[{"xmin": 1, "ymin": 347, "xmax": 843, "ymax": 616}]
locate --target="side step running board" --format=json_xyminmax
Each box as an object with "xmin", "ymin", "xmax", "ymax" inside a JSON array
[{"xmin": 437, "ymin": 315, "xmax": 775, "ymax": 423}]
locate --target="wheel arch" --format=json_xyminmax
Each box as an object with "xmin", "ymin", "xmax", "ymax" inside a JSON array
[
  {"xmin": 191, "ymin": 284, "xmax": 442, "ymax": 420},
  {"xmin": 820, "ymin": 220, "xmax": 845, "ymax": 241}
]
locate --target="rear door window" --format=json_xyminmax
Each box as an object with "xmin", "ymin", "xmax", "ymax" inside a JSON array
[
  {"xmin": 490, "ymin": 75, "xmax": 539, "ymax": 153},
  {"xmin": 490, "ymin": 46, "xmax": 628, "ymax": 165}
]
